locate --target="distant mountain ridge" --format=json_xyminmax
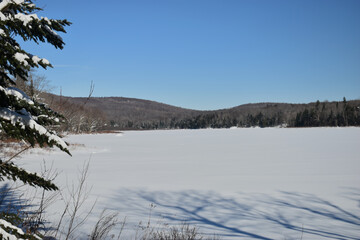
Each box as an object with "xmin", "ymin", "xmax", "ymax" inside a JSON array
[
  {"xmin": 42, "ymin": 93, "xmax": 360, "ymax": 130},
  {"xmin": 44, "ymin": 94, "xmax": 202, "ymax": 121}
]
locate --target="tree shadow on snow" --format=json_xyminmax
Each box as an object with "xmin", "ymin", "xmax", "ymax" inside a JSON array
[
  {"xmin": 0, "ymin": 183, "xmax": 49, "ymax": 231},
  {"xmin": 0, "ymin": 183, "xmax": 31, "ymax": 216},
  {"xmin": 107, "ymin": 188, "xmax": 360, "ymax": 240}
]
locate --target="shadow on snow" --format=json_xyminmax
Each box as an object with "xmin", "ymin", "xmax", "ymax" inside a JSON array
[
  {"xmin": 1, "ymin": 183, "xmax": 359, "ymax": 239},
  {"xmin": 106, "ymin": 188, "xmax": 360, "ymax": 240},
  {"xmin": 0, "ymin": 183, "xmax": 51, "ymax": 232}
]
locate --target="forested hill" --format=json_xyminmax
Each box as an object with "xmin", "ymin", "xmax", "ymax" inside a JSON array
[
  {"xmin": 41, "ymin": 93, "xmax": 360, "ymax": 132},
  {"xmin": 45, "ymin": 94, "xmax": 202, "ymax": 122}
]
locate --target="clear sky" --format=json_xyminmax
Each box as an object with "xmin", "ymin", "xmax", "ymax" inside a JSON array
[{"xmin": 24, "ymin": 0, "xmax": 360, "ymax": 110}]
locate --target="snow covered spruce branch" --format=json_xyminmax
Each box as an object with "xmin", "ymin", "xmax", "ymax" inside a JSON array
[
  {"xmin": 0, "ymin": 0, "xmax": 70, "ymax": 85},
  {"xmin": 0, "ymin": 86, "xmax": 69, "ymax": 153},
  {"xmin": 0, "ymin": 218, "xmax": 43, "ymax": 240},
  {"xmin": 0, "ymin": 0, "xmax": 71, "ymax": 238}
]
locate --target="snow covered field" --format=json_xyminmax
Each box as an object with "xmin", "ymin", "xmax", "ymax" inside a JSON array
[{"xmin": 16, "ymin": 128, "xmax": 360, "ymax": 239}]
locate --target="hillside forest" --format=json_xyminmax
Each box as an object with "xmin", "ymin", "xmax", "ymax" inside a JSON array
[{"xmin": 15, "ymin": 73, "xmax": 360, "ymax": 133}]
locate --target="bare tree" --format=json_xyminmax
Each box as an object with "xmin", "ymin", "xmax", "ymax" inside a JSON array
[{"xmin": 49, "ymin": 161, "xmax": 96, "ymax": 240}]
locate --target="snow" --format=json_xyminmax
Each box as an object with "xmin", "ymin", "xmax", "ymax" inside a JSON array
[
  {"xmin": 44, "ymin": 25, "xmax": 62, "ymax": 41},
  {"xmin": 0, "ymin": 0, "xmax": 61, "ymax": 41},
  {"xmin": 0, "ymin": 107, "xmax": 68, "ymax": 150},
  {"xmin": 14, "ymin": 12, "xmax": 38, "ymax": 26},
  {"xmin": 0, "ymin": 87, "xmax": 68, "ymax": 151},
  {"xmin": 0, "ymin": 0, "xmax": 24, "ymax": 11},
  {"xmin": 0, "ymin": 219, "xmax": 25, "ymax": 235},
  {"xmin": 41, "ymin": 16, "xmax": 51, "ymax": 25},
  {"xmin": 31, "ymin": 55, "xmax": 41, "ymax": 64},
  {"xmin": 0, "ymin": 219, "xmax": 25, "ymax": 240},
  {"xmin": 39, "ymin": 57, "xmax": 50, "ymax": 65},
  {"xmin": 16, "ymin": 128, "xmax": 360, "ymax": 239},
  {"xmin": 0, "ymin": 227, "xmax": 19, "ymax": 240},
  {"xmin": 31, "ymin": 54, "xmax": 51, "ymax": 67},
  {"xmin": 14, "ymin": 52, "xmax": 29, "ymax": 66},
  {"xmin": 12, "ymin": 52, "xmax": 50, "ymax": 68},
  {"xmin": 0, "ymin": 86, "xmax": 34, "ymax": 105},
  {"xmin": 0, "ymin": 2, "xmax": 39, "ymax": 25}
]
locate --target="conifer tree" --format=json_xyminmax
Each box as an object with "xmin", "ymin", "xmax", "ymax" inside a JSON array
[
  {"xmin": 0, "ymin": 0, "xmax": 71, "ymax": 236},
  {"xmin": 0, "ymin": 0, "xmax": 71, "ymax": 192}
]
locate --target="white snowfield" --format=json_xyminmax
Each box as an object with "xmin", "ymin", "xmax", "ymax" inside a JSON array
[{"xmin": 19, "ymin": 128, "xmax": 360, "ymax": 239}]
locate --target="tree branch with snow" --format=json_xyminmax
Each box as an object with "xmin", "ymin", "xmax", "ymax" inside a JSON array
[{"xmin": 0, "ymin": 0, "xmax": 71, "ymax": 236}]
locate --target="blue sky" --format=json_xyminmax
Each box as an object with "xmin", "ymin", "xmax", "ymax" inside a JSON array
[{"xmin": 25, "ymin": 0, "xmax": 360, "ymax": 110}]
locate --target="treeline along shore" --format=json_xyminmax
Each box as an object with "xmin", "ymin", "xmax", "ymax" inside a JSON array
[{"xmin": 41, "ymin": 93, "xmax": 360, "ymax": 132}]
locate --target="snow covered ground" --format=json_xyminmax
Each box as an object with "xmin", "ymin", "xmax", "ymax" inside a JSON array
[{"xmin": 13, "ymin": 128, "xmax": 360, "ymax": 239}]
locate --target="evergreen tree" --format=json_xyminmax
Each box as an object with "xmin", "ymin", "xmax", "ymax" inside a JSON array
[
  {"xmin": 1, "ymin": 0, "xmax": 71, "ymax": 187},
  {"xmin": 0, "ymin": 0, "xmax": 70, "ymax": 236}
]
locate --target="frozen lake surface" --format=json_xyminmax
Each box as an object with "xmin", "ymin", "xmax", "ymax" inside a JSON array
[{"xmin": 17, "ymin": 128, "xmax": 360, "ymax": 239}]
